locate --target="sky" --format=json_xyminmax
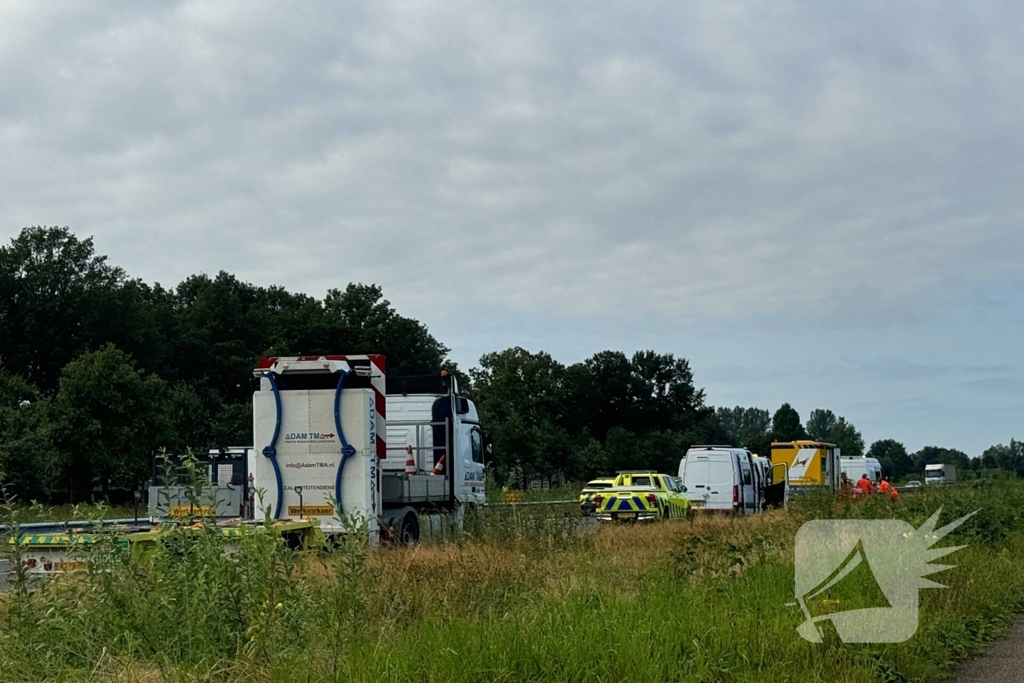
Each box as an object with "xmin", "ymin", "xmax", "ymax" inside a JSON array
[{"xmin": 1, "ymin": 1, "xmax": 1022, "ymax": 456}]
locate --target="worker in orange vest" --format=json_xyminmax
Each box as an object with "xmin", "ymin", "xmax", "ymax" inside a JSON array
[
  {"xmin": 879, "ymin": 479, "xmax": 891, "ymax": 493},
  {"xmin": 889, "ymin": 486, "xmax": 900, "ymax": 502},
  {"xmin": 855, "ymin": 474, "xmax": 873, "ymax": 496}
]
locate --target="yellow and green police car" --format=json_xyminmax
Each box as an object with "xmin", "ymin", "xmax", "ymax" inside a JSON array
[
  {"xmin": 579, "ymin": 477, "xmax": 616, "ymax": 516},
  {"xmin": 592, "ymin": 471, "xmax": 691, "ymax": 522}
]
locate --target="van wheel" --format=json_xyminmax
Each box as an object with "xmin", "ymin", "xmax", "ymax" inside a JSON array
[{"xmin": 399, "ymin": 513, "xmax": 420, "ymax": 545}]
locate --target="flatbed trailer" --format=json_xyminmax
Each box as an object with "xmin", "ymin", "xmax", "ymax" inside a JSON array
[
  {"xmin": 2, "ymin": 518, "xmax": 321, "ymax": 584},
  {"xmin": 2, "ymin": 353, "xmax": 489, "ymax": 586}
]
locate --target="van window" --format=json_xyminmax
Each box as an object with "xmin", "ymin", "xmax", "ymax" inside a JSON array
[{"xmin": 741, "ymin": 464, "xmax": 752, "ymax": 486}]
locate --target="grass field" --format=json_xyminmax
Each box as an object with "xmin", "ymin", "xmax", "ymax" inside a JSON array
[{"xmin": 2, "ymin": 483, "xmax": 1024, "ymax": 682}]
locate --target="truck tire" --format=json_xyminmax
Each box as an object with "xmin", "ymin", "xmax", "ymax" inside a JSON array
[{"xmin": 399, "ymin": 512, "xmax": 420, "ymax": 545}]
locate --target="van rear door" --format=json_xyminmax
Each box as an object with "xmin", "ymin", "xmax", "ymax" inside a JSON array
[
  {"xmin": 704, "ymin": 455, "xmax": 735, "ymax": 511},
  {"xmin": 681, "ymin": 456, "xmax": 710, "ymax": 508}
]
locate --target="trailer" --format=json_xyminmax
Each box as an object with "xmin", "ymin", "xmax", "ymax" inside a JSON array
[
  {"xmin": 246, "ymin": 356, "xmax": 485, "ymax": 546},
  {"xmin": 3, "ymin": 518, "xmax": 321, "ymax": 585},
  {"xmin": 5, "ymin": 354, "xmax": 487, "ymax": 583},
  {"xmin": 770, "ymin": 440, "xmax": 841, "ymax": 492}
]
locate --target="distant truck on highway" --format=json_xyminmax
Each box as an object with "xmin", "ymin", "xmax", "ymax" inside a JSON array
[{"xmin": 924, "ymin": 463, "xmax": 956, "ymax": 485}]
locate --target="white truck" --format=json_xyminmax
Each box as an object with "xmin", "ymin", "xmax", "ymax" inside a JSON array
[
  {"xmin": 924, "ymin": 463, "xmax": 956, "ymax": 485},
  {"xmin": 246, "ymin": 355, "xmax": 486, "ymax": 546},
  {"xmin": 841, "ymin": 456, "xmax": 883, "ymax": 486}
]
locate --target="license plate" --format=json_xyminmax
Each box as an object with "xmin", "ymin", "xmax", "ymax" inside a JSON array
[{"xmin": 618, "ymin": 512, "xmax": 636, "ymax": 520}]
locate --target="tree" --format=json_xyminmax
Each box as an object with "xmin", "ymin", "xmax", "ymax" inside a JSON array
[
  {"xmin": 469, "ymin": 348, "xmax": 569, "ymax": 485},
  {"xmin": 805, "ymin": 409, "xmax": 838, "ymax": 441},
  {"xmin": 715, "ymin": 406, "xmax": 771, "ymax": 447},
  {"xmin": 828, "ymin": 417, "xmax": 865, "ymax": 456},
  {"xmin": 50, "ymin": 345, "xmax": 172, "ymax": 501},
  {"xmin": 771, "ymin": 403, "xmax": 805, "ymax": 441},
  {"xmin": 912, "ymin": 446, "xmax": 971, "ymax": 474},
  {"xmin": 867, "ymin": 439, "xmax": 914, "ymax": 479},
  {"xmin": 0, "ymin": 369, "xmax": 55, "ymax": 499},
  {"xmin": 980, "ymin": 440, "xmax": 1024, "ymax": 477},
  {"xmin": 0, "ymin": 227, "xmax": 143, "ymax": 393},
  {"xmin": 323, "ymin": 284, "xmax": 449, "ymax": 376}
]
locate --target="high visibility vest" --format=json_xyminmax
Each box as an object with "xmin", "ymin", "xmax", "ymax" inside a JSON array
[{"xmin": 879, "ymin": 481, "xmax": 891, "ymax": 492}]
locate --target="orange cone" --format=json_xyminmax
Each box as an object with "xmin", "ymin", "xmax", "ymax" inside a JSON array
[
  {"xmin": 404, "ymin": 445, "xmax": 416, "ymax": 475},
  {"xmin": 431, "ymin": 454, "xmax": 446, "ymax": 476}
]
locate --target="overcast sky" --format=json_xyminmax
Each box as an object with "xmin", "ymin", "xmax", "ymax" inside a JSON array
[{"xmin": 1, "ymin": 1, "xmax": 1022, "ymax": 455}]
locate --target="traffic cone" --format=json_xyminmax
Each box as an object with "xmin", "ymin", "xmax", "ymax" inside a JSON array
[
  {"xmin": 405, "ymin": 445, "xmax": 416, "ymax": 475},
  {"xmin": 431, "ymin": 454, "xmax": 446, "ymax": 476}
]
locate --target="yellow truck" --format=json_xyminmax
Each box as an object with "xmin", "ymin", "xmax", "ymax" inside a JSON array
[
  {"xmin": 770, "ymin": 440, "xmax": 840, "ymax": 491},
  {"xmin": 589, "ymin": 471, "xmax": 690, "ymax": 522}
]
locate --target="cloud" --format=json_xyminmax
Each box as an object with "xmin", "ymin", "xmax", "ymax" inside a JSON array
[{"xmin": 1, "ymin": 0, "xmax": 1023, "ymax": 326}]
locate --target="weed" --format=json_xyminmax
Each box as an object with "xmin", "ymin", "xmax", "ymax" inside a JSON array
[{"xmin": 2, "ymin": 482, "xmax": 1024, "ymax": 681}]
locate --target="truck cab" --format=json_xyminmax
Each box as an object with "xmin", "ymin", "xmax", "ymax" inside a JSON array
[
  {"xmin": 381, "ymin": 373, "xmax": 486, "ymax": 508},
  {"xmin": 924, "ymin": 463, "xmax": 956, "ymax": 485}
]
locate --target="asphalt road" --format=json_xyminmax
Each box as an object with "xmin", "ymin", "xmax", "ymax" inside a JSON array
[{"xmin": 951, "ymin": 618, "xmax": 1024, "ymax": 682}]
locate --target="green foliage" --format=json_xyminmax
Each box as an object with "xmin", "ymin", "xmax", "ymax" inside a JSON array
[
  {"xmin": 981, "ymin": 440, "xmax": 1024, "ymax": 476},
  {"xmin": 869, "ymin": 439, "xmax": 915, "ymax": 479},
  {"xmin": 804, "ymin": 409, "xmax": 864, "ymax": 454},
  {"xmin": 4, "ymin": 480, "xmax": 1024, "ymax": 681},
  {"xmin": 771, "ymin": 402, "xmax": 805, "ymax": 441},
  {"xmin": 829, "ymin": 416, "xmax": 865, "ymax": 455},
  {"xmin": 716, "ymin": 406, "xmax": 771, "ymax": 447},
  {"xmin": 805, "ymin": 408, "xmax": 838, "ymax": 441},
  {"xmin": 0, "ymin": 228, "xmax": 453, "ymax": 503},
  {"xmin": 50, "ymin": 344, "xmax": 172, "ymax": 501},
  {"xmin": 470, "ymin": 347, "xmax": 719, "ymax": 485}
]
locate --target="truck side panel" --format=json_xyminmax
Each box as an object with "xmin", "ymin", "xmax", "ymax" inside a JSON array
[{"xmin": 252, "ymin": 384, "xmax": 380, "ymax": 541}]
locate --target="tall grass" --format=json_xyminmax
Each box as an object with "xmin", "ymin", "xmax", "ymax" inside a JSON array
[{"xmin": 2, "ymin": 484, "xmax": 1024, "ymax": 681}]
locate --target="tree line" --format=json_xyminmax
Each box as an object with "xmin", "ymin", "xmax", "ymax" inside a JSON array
[{"xmin": 0, "ymin": 227, "xmax": 1018, "ymax": 502}]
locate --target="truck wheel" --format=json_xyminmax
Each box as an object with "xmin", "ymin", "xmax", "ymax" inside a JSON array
[{"xmin": 399, "ymin": 513, "xmax": 420, "ymax": 545}]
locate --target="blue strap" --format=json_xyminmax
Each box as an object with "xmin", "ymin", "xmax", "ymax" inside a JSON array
[
  {"xmin": 261, "ymin": 372, "xmax": 285, "ymax": 520},
  {"xmin": 334, "ymin": 371, "xmax": 356, "ymax": 514}
]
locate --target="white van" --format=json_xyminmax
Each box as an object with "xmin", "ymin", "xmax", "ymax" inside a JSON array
[
  {"xmin": 752, "ymin": 454, "xmax": 789, "ymax": 509},
  {"xmin": 841, "ymin": 456, "xmax": 882, "ymax": 486},
  {"xmin": 679, "ymin": 446, "xmax": 759, "ymax": 514}
]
